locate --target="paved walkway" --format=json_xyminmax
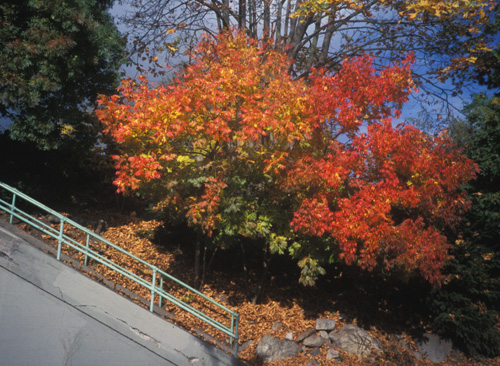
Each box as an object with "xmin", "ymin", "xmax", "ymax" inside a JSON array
[{"xmin": 0, "ymin": 219, "xmax": 244, "ymax": 366}]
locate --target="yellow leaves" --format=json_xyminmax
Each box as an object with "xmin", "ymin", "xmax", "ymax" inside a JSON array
[
  {"xmin": 407, "ymin": 12, "xmax": 418, "ymax": 20},
  {"xmin": 294, "ymin": 0, "xmax": 491, "ymax": 24},
  {"xmin": 292, "ymin": 0, "xmax": 330, "ymax": 17},
  {"xmin": 441, "ymin": 54, "xmax": 482, "ymax": 75},
  {"xmin": 466, "ymin": 56, "xmax": 478, "ymax": 64},
  {"xmin": 402, "ymin": 0, "xmax": 491, "ymax": 22},
  {"xmin": 60, "ymin": 124, "xmax": 75, "ymax": 136},
  {"xmin": 166, "ymin": 44, "xmax": 178, "ymax": 52},
  {"xmin": 176, "ymin": 155, "xmax": 195, "ymax": 167},
  {"xmin": 293, "ymin": 0, "xmax": 365, "ymax": 17}
]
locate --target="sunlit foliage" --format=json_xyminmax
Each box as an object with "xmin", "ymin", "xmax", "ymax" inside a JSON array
[{"xmin": 98, "ymin": 32, "xmax": 477, "ymax": 286}]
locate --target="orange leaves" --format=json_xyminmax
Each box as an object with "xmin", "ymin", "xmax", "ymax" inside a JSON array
[
  {"xmin": 291, "ymin": 195, "xmax": 335, "ymax": 237},
  {"xmin": 111, "ymin": 154, "xmax": 162, "ymax": 193},
  {"xmin": 290, "ymin": 119, "xmax": 477, "ymax": 284},
  {"xmin": 186, "ymin": 177, "xmax": 227, "ymax": 236},
  {"xmin": 307, "ymin": 54, "xmax": 416, "ymax": 138},
  {"xmin": 381, "ymin": 218, "xmax": 451, "ymax": 286},
  {"xmin": 97, "ymin": 30, "xmax": 477, "ymax": 286}
]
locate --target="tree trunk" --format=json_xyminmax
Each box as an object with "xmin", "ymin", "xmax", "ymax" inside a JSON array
[
  {"xmin": 239, "ymin": 0, "xmax": 246, "ymax": 30},
  {"xmin": 287, "ymin": 0, "xmax": 303, "ymax": 47},
  {"xmin": 201, "ymin": 245, "xmax": 218, "ymax": 288},
  {"xmin": 264, "ymin": 0, "xmax": 271, "ymax": 39},
  {"xmin": 288, "ymin": 16, "xmax": 314, "ymax": 71},
  {"xmin": 240, "ymin": 241, "xmax": 250, "ymax": 297},
  {"xmin": 284, "ymin": 0, "xmax": 292, "ymax": 40},
  {"xmin": 249, "ymin": 0, "xmax": 258, "ymax": 38},
  {"xmin": 194, "ymin": 231, "xmax": 202, "ymax": 289},
  {"xmin": 320, "ymin": 10, "xmax": 336, "ymax": 67},
  {"xmin": 306, "ymin": 17, "xmax": 321, "ymax": 70},
  {"xmin": 223, "ymin": 0, "xmax": 230, "ymax": 29},
  {"xmin": 201, "ymin": 242, "xmax": 207, "ymax": 288},
  {"xmin": 275, "ymin": 0, "xmax": 284, "ymax": 43},
  {"xmin": 251, "ymin": 241, "xmax": 271, "ymax": 305}
]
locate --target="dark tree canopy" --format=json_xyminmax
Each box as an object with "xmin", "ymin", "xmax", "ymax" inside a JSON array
[
  {"xmin": 428, "ymin": 93, "xmax": 500, "ymax": 357},
  {"xmin": 426, "ymin": 15, "xmax": 500, "ymax": 352},
  {"xmin": 0, "ymin": 0, "xmax": 126, "ymax": 150},
  {"xmin": 475, "ymin": 3, "xmax": 500, "ymax": 92}
]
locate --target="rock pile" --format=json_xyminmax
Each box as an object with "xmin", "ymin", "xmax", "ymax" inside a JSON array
[
  {"xmin": 255, "ymin": 318, "xmax": 454, "ymax": 364},
  {"xmin": 256, "ymin": 318, "xmax": 381, "ymax": 363}
]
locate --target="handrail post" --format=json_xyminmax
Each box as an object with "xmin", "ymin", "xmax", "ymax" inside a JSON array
[
  {"xmin": 159, "ymin": 275, "xmax": 164, "ymax": 308},
  {"xmin": 150, "ymin": 268, "xmax": 157, "ymax": 312},
  {"xmin": 84, "ymin": 234, "xmax": 90, "ymax": 266},
  {"xmin": 234, "ymin": 313, "xmax": 240, "ymax": 357},
  {"xmin": 230, "ymin": 314, "xmax": 235, "ymax": 345},
  {"xmin": 9, "ymin": 192, "xmax": 16, "ymax": 224},
  {"xmin": 56, "ymin": 219, "xmax": 64, "ymax": 260}
]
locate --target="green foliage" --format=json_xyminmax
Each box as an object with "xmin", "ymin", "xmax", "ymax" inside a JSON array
[
  {"xmin": 464, "ymin": 95, "xmax": 500, "ymax": 192},
  {"xmin": 0, "ymin": 0, "xmax": 125, "ymax": 150},
  {"xmin": 430, "ymin": 238, "xmax": 500, "ymax": 356},
  {"xmin": 428, "ymin": 94, "xmax": 500, "ymax": 357}
]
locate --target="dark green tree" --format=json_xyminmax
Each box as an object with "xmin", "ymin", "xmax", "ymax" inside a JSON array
[
  {"xmin": 475, "ymin": 3, "xmax": 500, "ymax": 92},
  {"xmin": 428, "ymin": 94, "xmax": 500, "ymax": 357},
  {"xmin": 0, "ymin": 0, "xmax": 125, "ymax": 150}
]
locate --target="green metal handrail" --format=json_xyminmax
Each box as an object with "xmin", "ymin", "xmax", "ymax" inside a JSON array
[{"xmin": 0, "ymin": 182, "xmax": 239, "ymax": 356}]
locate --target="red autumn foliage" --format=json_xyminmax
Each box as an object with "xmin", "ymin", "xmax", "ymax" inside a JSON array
[{"xmin": 97, "ymin": 31, "xmax": 478, "ymax": 286}]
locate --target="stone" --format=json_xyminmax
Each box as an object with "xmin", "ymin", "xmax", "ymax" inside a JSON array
[
  {"xmin": 415, "ymin": 333, "xmax": 452, "ymax": 363},
  {"xmin": 285, "ymin": 332, "xmax": 294, "ymax": 341},
  {"xmin": 308, "ymin": 347, "xmax": 321, "ymax": 356},
  {"xmin": 306, "ymin": 360, "xmax": 320, "ymax": 366},
  {"xmin": 240, "ymin": 339, "xmax": 253, "ymax": 352},
  {"xmin": 329, "ymin": 324, "xmax": 380, "ymax": 358},
  {"xmin": 326, "ymin": 349, "xmax": 341, "ymax": 361},
  {"xmin": 303, "ymin": 334, "xmax": 327, "ymax": 348},
  {"xmin": 316, "ymin": 318, "xmax": 336, "ymax": 331},
  {"xmin": 296, "ymin": 328, "xmax": 316, "ymax": 343},
  {"xmin": 256, "ymin": 334, "xmax": 301, "ymax": 362},
  {"xmin": 319, "ymin": 331, "xmax": 329, "ymax": 339}
]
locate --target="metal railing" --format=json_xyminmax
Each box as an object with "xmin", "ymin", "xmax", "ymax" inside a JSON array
[{"xmin": 0, "ymin": 182, "xmax": 239, "ymax": 356}]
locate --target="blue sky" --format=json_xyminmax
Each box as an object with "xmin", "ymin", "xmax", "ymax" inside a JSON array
[
  {"xmin": 108, "ymin": 1, "xmax": 495, "ymax": 128},
  {"xmin": 1, "ymin": 2, "xmax": 496, "ymax": 134}
]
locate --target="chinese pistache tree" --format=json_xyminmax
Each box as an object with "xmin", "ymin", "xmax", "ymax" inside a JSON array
[{"xmin": 97, "ymin": 32, "xmax": 477, "ymax": 295}]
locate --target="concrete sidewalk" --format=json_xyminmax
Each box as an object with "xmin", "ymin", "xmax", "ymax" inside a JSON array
[{"xmin": 0, "ymin": 219, "xmax": 244, "ymax": 366}]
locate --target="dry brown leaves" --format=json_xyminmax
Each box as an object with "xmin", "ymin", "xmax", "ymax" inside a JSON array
[{"xmin": 5, "ymin": 209, "xmax": 500, "ymax": 366}]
